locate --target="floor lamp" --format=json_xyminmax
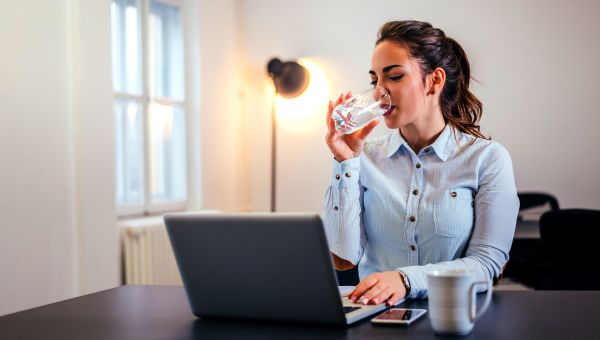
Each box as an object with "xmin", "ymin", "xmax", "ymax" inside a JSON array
[{"xmin": 266, "ymin": 58, "xmax": 310, "ymax": 212}]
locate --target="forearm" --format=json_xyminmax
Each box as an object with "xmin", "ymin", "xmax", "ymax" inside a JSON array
[
  {"xmin": 398, "ymin": 244, "xmax": 507, "ymax": 299},
  {"xmin": 321, "ymin": 158, "xmax": 365, "ymax": 264},
  {"xmin": 332, "ymin": 253, "xmax": 356, "ymax": 270}
]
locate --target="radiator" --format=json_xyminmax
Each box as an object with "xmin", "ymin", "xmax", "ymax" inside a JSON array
[{"xmin": 120, "ymin": 217, "xmax": 182, "ymax": 285}]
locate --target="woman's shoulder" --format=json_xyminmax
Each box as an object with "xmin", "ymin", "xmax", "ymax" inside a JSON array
[{"xmin": 457, "ymin": 132, "xmax": 513, "ymax": 168}]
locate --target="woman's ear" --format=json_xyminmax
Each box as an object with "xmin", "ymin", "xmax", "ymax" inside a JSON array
[{"xmin": 427, "ymin": 67, "xmax": 446, "ymax": 95}]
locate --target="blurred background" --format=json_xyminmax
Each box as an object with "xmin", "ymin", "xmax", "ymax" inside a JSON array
[{"xmin": 1, "ymin": 0, "xmax": 599, "ymax": 316}]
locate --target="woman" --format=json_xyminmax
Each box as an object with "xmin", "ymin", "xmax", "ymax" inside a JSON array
[{"xmin": 322, "ymin": 20, "xmax": 519, "ymax": 306}]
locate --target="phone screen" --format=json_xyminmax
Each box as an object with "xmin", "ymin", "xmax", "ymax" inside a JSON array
[{"xmin": 372, "ymin": 308, "xmax": 427, "ymax": 324}]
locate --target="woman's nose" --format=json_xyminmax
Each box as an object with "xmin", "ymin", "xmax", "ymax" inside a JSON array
[{"xmin": 376, "ymin": 80, "xmax": 390, "ymax": 94}]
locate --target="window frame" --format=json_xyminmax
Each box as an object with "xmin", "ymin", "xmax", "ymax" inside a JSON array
[{"xmin": 113, "ymin": 0, "xmax": 189, "ymax": 218}]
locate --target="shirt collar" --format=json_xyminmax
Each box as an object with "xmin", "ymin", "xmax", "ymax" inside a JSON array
[
  {"xmin": 429, "ymin": 124, "xmax": 458, "ymax": 162},
  {"xmin": 385, "ymin": 124, "xmax": 459, "ymax": 161},
  {"xmin": 385, "ymin": 129, "xmax": 408, "ymax": 158}
]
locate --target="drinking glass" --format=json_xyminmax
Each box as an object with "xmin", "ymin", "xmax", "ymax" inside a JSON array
[{"xmin": 331, "ymin": 86, "xmax": 391, "ymax": 134}]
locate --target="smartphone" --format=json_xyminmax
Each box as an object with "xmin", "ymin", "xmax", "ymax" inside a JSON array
[{"xmin": 371, "ymin": 308, "xmax": 427, "ymax": 326}]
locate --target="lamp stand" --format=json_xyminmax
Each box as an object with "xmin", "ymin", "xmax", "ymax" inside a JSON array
[{"xmin": 271, "ymin": 92, "xmax": 277, "ymax": 212}]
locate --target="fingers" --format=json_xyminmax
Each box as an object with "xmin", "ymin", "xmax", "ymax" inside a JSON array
[
  {"xmin": 386, "ymin": 292, "xmax": 403, "ymax": 307},
  {"xmin": 350, "ymin": 272, "xmax": 406, "ymax": 306},
  {"xmin": 349, "ymin": 274, "xmax": 379, "ymax": 303},
  {"xmin": 370, "ymin": 287, "xmax": 393, "ymax": 305},
  {"xmin": 325, "ymin": 93, "xmax": 349, "ymax": 138},
  {"xmin": 336, "ymin": 93, "xmax": 346, "ymax": 106},
  {"xmin": 350, "ymin": 281, "xmax": 394, "ymax": 305},
  {"xmin": 358, "ymin": 119, "xmax": 379, "ymax": 140},
  {"xmin": 360, "ymin": 285, "xmax": 389, "ymax": 305}
]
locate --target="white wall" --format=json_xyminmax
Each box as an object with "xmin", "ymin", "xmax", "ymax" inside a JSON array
[
  {"xmin": 0, "ymin": 0, "xmax": 119, "ymax": 315},
  {"xmin": 239, "ymin": 0, "xmax": 600, "ymax": 212},
  {"xmin": 0, "ymin": 0, "xmax": 77, "ymax": 316},
  {"xmin": 69, "ymin": 0, "xmax": 120, "ymax": 295},
  {"xmin": 0, "ymin": 0, "xmax": 244, "ymax": 315},
  {"xmin": 194, "ymin": 0, "xmax": 246, "ymax": 212}
]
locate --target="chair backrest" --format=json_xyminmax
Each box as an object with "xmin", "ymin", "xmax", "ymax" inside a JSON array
[
  {"xmin": 518, "ymin": 192, "xmax": 559, "ymax": 212},
  {"xmin": 540, "ymin": 209, "xmax": 600, "ymax": 266},
  {"xmin": 538, "ymin": 209, "xmax": 600, "ymax": 290}
]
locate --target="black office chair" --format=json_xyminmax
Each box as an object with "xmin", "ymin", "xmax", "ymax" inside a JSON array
[
  {"xmin": 536, "ymin": 209, "xmax": 600, "ymax": 290},
  {"xmin": 503, "ymin": 192, "xmax": 560, "ymax": 287},
  {"xmin": 517, "ymin": 192, "xmax": 559, "ymax": 219}
]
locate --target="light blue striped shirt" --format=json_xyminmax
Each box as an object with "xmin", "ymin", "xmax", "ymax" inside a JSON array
[{"xmin": 321, "ymin": 124, "xmax": 519, "ymax": 298}]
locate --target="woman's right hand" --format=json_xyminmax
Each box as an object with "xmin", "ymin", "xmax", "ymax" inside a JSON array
[{"xmin": 325, "ymin": 92, "xmax": 380, "ymax": 162}]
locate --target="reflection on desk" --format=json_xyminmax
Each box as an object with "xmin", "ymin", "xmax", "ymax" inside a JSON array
[{"xmin": 2, "ymin": 286, "xmax": 600, "ymax": 339}]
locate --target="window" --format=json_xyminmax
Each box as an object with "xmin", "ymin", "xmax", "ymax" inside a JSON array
[{"xmin": 111, "ymin": 0, "xmax": 187, "ymax": 216}]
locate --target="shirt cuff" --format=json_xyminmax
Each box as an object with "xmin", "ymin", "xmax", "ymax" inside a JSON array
[
  {"xmin": 330, "ymin": 157, "xmax": 360, "ymax": 187},
  {"xmin": 396, "ymin": 266, "xmax": 427, "ymax": 299}
]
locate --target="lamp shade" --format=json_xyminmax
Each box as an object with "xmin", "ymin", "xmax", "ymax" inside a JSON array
[{"xmin": 267, "ymin": 58, "xmax": 310, "ymax": 98}]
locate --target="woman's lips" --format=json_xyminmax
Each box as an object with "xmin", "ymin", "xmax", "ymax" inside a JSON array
[{"xmin": 383, "ymin": 106, "xmax": 395, "ymax": 117}]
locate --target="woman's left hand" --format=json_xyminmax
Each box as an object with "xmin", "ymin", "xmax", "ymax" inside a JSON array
[{"xmin": 348, "ymin": 271, "xmax": 407, "ymax": 306}]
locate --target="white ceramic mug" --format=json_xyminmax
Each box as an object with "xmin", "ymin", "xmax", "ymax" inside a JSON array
[{"xmin": 426, "ymin": 269, "xmax": 492, "ymax": 336}]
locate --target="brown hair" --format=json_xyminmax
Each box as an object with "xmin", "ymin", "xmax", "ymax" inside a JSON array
[{"xmin": 376, "ymin": 20, "xmax": 487, "ymax": 139}]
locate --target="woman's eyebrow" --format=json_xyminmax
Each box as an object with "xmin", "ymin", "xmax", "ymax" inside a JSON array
[
  {"xmin": 383, "ymin": 64, "xmax": 403, "ymax": 73},
  {"xmin": 369, "ymin": 64, "xmax": 403, "ymax": 75}
]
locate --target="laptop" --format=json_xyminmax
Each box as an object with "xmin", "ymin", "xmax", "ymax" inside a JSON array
[{"xmin": 164, "ymin": 213, "xmax": 399, "ymax": 325}]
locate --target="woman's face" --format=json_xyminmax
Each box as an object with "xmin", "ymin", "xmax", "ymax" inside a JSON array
[{"xmin": 370, "ymin": 40, "xmax": 431, "ymax": 130}]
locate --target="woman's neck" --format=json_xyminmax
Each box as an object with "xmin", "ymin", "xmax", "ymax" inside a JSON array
[{"xmin": 399, "ymin": 113, "xmax": 446, "ymax": 154}]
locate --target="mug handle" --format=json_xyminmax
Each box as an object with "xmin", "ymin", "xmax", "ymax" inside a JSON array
[{"xmin": 469, "ymin": 280, "xmax": 492, "ymax": 322}]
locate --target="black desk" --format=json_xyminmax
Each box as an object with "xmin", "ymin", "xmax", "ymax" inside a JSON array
[{"xmin": 1, "ymin": 286, "xmax": 600, "ymax": 339}]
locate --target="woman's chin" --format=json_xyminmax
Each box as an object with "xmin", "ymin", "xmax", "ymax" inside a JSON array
[{"xmin": 383, "ymin": 116, "xmax": 400, "ymax": 129}]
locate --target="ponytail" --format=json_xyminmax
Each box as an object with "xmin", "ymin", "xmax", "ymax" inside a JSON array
[{"xmin": 443, "ymin": 37, "xmax": 486, "ymax": 139}]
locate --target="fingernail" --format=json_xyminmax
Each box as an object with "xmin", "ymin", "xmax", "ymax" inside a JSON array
[
  {"xmin": 373, "ymin": 298, "xmax": 378, "ymax": 304},
  {"xmin": 361, "ymin": 298, "xmax": 368, "ymax": 305}
]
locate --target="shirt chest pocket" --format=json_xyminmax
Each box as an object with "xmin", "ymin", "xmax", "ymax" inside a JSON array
[{"xmin": 433, "ymin": 188, "xmax": 475, "ymax": 238}]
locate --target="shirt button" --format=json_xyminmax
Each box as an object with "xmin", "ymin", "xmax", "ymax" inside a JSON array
[
  {"xmin": 410, "ymin": 245, "xmax": 416, "ymax": 251},
  {"xmin": 335, "ymin": 174, "xmax": 340, "ymax": 180},
  {"xmin": 416, "ymin": 163, "xmax": 422, "ymax": 169},
  {"xmin": 345, "ymin": 172, "xmax": 351, "ymax": 178},
  {"xmin": 450, "ymin": 191, "xmax": 457, "ymax": 198},
  {"xmin": 412, "ymin": 189, "xmax": 419, "ymax": 195},
  {"xmin": 409, "ymin": 216, "xmax": 416, "ymax": 222},
  {"xmin": 424, "ymin": 148, "xmax": 430, "ymax": 153},
  {"xmin": 334, "ymin": 206, "xmax": 339, "ymax": 211}
]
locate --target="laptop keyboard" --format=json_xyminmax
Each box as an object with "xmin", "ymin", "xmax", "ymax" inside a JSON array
[{"xmin": 343, "ymin": 306, "xmax": 362, "ymax": 314}]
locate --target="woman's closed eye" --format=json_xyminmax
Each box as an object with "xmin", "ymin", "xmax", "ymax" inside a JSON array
[{"xmin": 370, "ymin": 74, "xmax": 404, "ymax": 86}]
